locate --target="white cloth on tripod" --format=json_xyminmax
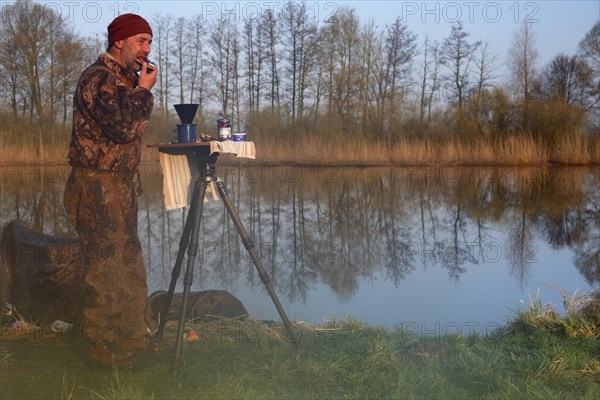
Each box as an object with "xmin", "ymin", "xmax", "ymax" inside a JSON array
[
  {"xmin": 159, "ymin": 141, "xmax": 256, "ymax": 210},
  {"xmin": 209, "ymin": 140, "xmax": 256, "ymax": 159}
]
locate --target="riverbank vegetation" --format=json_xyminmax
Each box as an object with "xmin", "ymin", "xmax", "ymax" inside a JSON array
[
  {"xmin": 1, "ymin": 289, "xmax": 598, "ymax": 399},
  {"xmin": 2, "ymin": 115, "xmax": 600, "ymax": 166},
  {"xmin": 1, "ymin": 1, "xmax": 599, "ymax": 166}
]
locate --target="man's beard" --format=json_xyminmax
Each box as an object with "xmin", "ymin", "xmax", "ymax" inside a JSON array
[{"xmin": 123, "ymin": 48, "xmax": 142, "ymax": 72}]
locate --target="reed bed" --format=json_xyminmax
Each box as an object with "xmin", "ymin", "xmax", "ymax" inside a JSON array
[
  {"xmin": 552, "ymin": 133, "xmax": 600, "ymax": 165},
  {"xmin": 257, "ymin": 134, "xmax": 584, "ymax": 166},
  {"xmin": 1, "ymin": 133, "xmax": 598, "ymax": 167},
  {"xmin": 498, "ymin": 135, "xmax": 549, "ymax": 165},
  {"xmin": 0, "ymin": 142, "xmax": 69, "ymax": 166}
]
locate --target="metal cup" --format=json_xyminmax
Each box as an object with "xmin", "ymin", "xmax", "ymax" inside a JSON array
[{"xmin": 177, "ymin": 124, "xmax": 197, "ymax": 143}]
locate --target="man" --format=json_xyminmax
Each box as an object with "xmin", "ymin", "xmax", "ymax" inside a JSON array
[{"xmin": 64, "ymin": 13, "xmax": 167, "ymax": 368}]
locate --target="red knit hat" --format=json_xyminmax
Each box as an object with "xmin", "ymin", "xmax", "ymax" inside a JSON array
[{"xmin": 107, "ymin": 14, "xmax": 152, "ymax": 46}]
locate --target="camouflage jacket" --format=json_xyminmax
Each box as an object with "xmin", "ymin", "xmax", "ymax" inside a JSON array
[{"xmin": 67, "ymin": 53, "xmax": 153, "ymax": 173}]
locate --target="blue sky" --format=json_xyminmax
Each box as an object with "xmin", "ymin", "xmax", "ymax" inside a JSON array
[{"xmin": 34, "ymin": 1, "xmax": 600, "ymax": 70}]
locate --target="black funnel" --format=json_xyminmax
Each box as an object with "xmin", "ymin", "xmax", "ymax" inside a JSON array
[{"xmin": 174, "ymin": 104, "xmax": 199, "ymax": 124}]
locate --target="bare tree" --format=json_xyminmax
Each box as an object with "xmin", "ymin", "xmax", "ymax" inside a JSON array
[
  {"xmin": 440, "ymin": 21, "xmax": 480, "ymax": 110},
  {"xmin": 208, "ymin": 16, "xmax": 237, "ymax": 117},
  {"xmin": 418, "ymin": 34, "xmax": 432, "ymax": 128},
  {"xmin": 279, "ymin": 1, "xmax": 317, "ymax": 122},
  {"xmin": 0, "ymin": 35, "xmax": 23, "ymax": 116},
  {"xmin": 243, "ymin": 18, "xmax": 256, "ymax": 113},
  {"xmin": 254, "ymin": 17, "xmax": 268, "ymax": 112},
  {"xmin": 187, "ymin": 14, "xmax": 207, "ymax": 118},
  {"xmin": 1, "ymin": 0, "xmax": 75, "ymax": 160},
  {"xmin": 357, "ymin": 20, "xmax": 379, "ymax": 134},
  {"xmin": 318, "ymin": 15, "xmax": 338, "ymax": 117},
  {"xmin": 579, "ymin": 20, "xmax": 600, "ymax": 79},
  {"xmin": 536, "ymin": 54, "xmax": 596, "ymax": 139},
  {"xmin": 55, "ymin": 33, "xmax": 93, "ymax": 129},
  {"xmin": 232, "ymin": 30, "xmax": 241, "ymax": 131},
  {"xmin": 242, "ymin": 14, "xmax": 269, "ymax": 117},
  {"xmin": 471, "ymin": 40, "xmax": 499, "ymax": 134},
  {"xmin": 171, "ymin": 16, "xmax": 188, "ymax": 104},
  {"xmin": 578, "ymin": 21, "xmax": 600, "ymax": 129},
  {"xmin": 297, "ymin": 31, "xmax": 319, "ymax": 122},
  {"xmin": 336, "ymin": 9, "xmax": 360, "ymax": 128},
  {"xmin": 543, "ymin": 54, "xmax": 594, "ymax": 108},
  {"xmin": 381, "ymin": 16, "xmax": 417, "ymax": 132},
  {"xmin": 426, "ymin": 41, "xmax": 442, "ymax": 123},
  {"xmin": 508, "ymin": 22, "xmax": 540, "ymax": 128},
  {"xmin": 473, "ymin": 41, "xmax": 498, "ymax": 99},
  {"xmin": 318, "ymin": 8, "xmax": 361, "ymax": 131},
  {"xmin": 312, "ymin": 42, "xmax": 327, "ymax": 125},
  {"xmin": 152, "ymin": 14, "xmax": 173, "ymax": 115},
  {"xmin": 263, "ymin": 10, "xmax": 280, "ymax": 113},
  {"xmin": 418, "ymin": 36, "xmax": 442, "ymax": 130}
]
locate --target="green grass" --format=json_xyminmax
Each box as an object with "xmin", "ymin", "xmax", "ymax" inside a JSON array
[{"xmin": 1, "ymin": 294, "xmax": 599, "ymax": 400}]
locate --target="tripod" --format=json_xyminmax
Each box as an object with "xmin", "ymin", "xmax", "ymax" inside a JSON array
[{"xmin": 150, "ymin": 143, "xmax": 300, "ymax": 373}]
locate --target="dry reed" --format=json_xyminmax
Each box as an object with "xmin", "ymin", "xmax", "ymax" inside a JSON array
[
  {"xmin": 552, "ymin": 134, "xmax": 598, "ymax": 165},
  {"xmin": 1, "ymin": 133, "xmax": 598, "ymax": 167}
]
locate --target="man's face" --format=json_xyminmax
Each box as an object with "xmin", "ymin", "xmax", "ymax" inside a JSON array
[{"xmin": 118, "ymin": 33, "xmax": 152, "ymax": 72}]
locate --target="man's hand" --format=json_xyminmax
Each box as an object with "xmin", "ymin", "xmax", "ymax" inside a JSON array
[{"xmin": 138, "ymin": 60, "xmax": 157, "ymax": 91}]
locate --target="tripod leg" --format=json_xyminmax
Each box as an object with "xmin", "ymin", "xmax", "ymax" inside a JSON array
[
  {"xmin": 155, "ymin": 180, "xmax": 201, "ymax": 339},
  {"xmin": 172, "ymin": 176, "xmax": 209, "ymax": 372},
  {"xmin": 214, "ymin": 177, "xmax": 301, "ymax": 349}
]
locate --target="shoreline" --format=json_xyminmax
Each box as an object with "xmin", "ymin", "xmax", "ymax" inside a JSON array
[
  {"xmin": 4, "ymin": 131, "xmax": 600, "ymax": 170},
  {"xmin": 1, "ymin": 291, "xmax": 598, "ymax": 399},
  {"xmin": 2, "ymin": 159, "xmax": 599, "ymax": 168},
  {"xmin": 2, "ymin": 131, "xmax": 599, "ymax": 167}
]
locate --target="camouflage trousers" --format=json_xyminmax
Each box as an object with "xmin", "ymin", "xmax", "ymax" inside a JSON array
[{"xmin": 64, "ymin": 166, "xmax": 148, "ymax": 346}]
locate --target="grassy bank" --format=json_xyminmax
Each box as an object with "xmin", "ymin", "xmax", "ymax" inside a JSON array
[
  {"xmin": 1, "ymin": 133, "xmax": 599, "ymax": 167},
  {"xmin": 1, "ymin": 291, "xmax": 598, "ymax": 399}
]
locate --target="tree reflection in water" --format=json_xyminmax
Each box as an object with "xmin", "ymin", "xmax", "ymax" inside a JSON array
[{"xmin": 1, "ymin": 164, "xmax": 598, "ymax": 310}]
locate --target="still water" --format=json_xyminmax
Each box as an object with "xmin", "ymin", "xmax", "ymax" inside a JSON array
[{"xmin": 1, "ymin": 163, "xmax": 598, "ymax": 335}]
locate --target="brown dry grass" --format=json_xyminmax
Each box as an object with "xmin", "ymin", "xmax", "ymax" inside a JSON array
[
  {"xmin": 256, "ymin": 135, "xmax": 575, "ymax": 166},
  {"xmin": 0, "ymin": 139, "xmax": 163, "ymax": 166},
  {"xmin": 551, "ymin": 134, "xmax": 600, "ymax": 165},
  {"xmin": 0, "ymin": 142, "xmax": 68, "ymax": 165},
  {"xmin": 1, "ymin": 133, "xmax": 598, "ymax": 167}
]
